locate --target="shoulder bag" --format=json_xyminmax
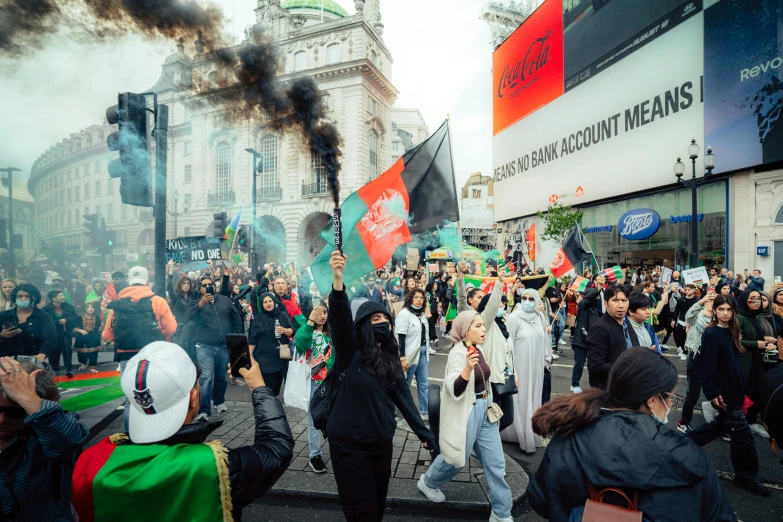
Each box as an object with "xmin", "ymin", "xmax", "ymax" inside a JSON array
[{"xmin": 310, "ymin": 351, "xmax": 360, "ymax": 432}]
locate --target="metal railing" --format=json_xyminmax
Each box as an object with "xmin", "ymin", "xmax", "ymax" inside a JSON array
[
  {"xmin": 256, "ymin": 186, "xmax": 283, "ymax": 201},
  {"xmin": 302, "ymin": 182, "xmax": 329, "ymax": 197},
  {"xmin": 208, "ymin": 191, "xmax": 236, "ymax": 206}
]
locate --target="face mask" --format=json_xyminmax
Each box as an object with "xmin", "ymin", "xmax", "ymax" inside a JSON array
[
  {"xmin": 496, "ymin": 308, "xmax": 506, "ymax": 319},
  {"xmin": 651, "ymin": 394, "xmax": 671, "ymax": 425},
  {"xmin": 516, "ymin": 288, "xmax": 525, "ymax": 296},
  {"xmin": 411, "ymin": 304, "xmax": 422, "ymax": 310},
  {"xmin": 372, "ymin": 322, "xmax": 392, "ymax": 342},
  {"xmin": 521, "ymin": 301, "xmax": 536, "ymax": 312},
  {"xmin": 15, "ymin": 299, "xmax": 31, "ymax": 309}
]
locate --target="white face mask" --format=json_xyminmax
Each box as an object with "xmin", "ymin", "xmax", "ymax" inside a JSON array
[
  {"xmin": 521, "ymin": 301, "xmax": 536, "ymax": 312},
  {"xmin": 651, "ymin": 394, "xmax": 671, "ymax": 425}
]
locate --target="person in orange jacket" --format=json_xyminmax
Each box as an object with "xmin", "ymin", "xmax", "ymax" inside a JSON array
[{"xmin": 103, "ymin": 266, "xmax": 177, "ymax": 432}]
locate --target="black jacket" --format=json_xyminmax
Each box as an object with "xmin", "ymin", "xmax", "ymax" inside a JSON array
[
  {"xmin": 191, "ymin": 294, "xmax": 244, "ymax": 346},
  {"xmin": 586, "ymin": 314, "xmax": 639, "ymax": 390},
  {"xmin": 326, "ymin": 287, "xmax": 434, "ymax": 451},
  {"xmin": 673, "ymin": 296, "xmax": 700, "ymax": 324},
  {"xmin": 571, "ymin": 289, "xmax": 601, "ymax": 348},
  {"xmin": 0, "ymin": 308, "xmax": 57, "ymax": 358},
  {"xmin": 166, "ymin": 274, "xmax": 201, "ymax": 325},
  {"xmin": 41, "ymin": 302, "xmax": 78, "ymax": 339},
  {"xmin": 527, "ymin": 411, "xmax": 736, "ymax": 522}
]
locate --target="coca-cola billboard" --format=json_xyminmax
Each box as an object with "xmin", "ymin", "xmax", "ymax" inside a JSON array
[{"xmin": 492, "ymin": 0, "xmax": 564, "ymax": 135}]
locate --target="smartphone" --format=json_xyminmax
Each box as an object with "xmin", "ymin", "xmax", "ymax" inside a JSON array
[
  {"xmin": 707, "ymin": 285, "xmax": 715, "ymax": 294},
  {"xmin": 206, "ymin": 286, "xmax": 215, "ymax": 296},
  {"xmin": 226, "ymin": 334, "xmax": 252, "ymax": 377},
  {"xmin": 2, "ymin": 321, "xmax": 15, "ymax": 330}
]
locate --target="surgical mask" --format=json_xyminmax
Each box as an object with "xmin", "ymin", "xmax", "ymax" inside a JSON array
[
  {"xmin": 372, "ymin": 322, "xmax": 392, "ymax": 342},
  {"xmin": 496, "ymin": 308, "xmax": 505, "ymax": 319},
  {"xmin": 516, "ymin": 288, "xmax": 525, "ymax": 296},
  {"xmin": 652, "ymin": 394, "xmax": 671, "ymax": 425},
  {"xmin": 15, "ymin": 299, "xmax": 31, "ymax": 309},
  {"xmin": 411, "ymin": 304, "xmax": 422, "ymax": 310},
  {"xmin": 521, "ymin": 301, "xmax": 536, "ymax": 312}
]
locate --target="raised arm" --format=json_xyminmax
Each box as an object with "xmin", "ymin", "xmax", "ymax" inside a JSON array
[
  {"xmin": 326, "ymin": 251, "xmax": 357, "ymax": 371},
  {"xmin": 456, "ymin": 265, "xmax": 468, "ymax": 313}
]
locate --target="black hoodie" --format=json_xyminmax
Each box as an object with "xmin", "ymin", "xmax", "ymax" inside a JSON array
[{"xmin": 527, "ymin": 411, "xmax": 736, "ymax": 522}]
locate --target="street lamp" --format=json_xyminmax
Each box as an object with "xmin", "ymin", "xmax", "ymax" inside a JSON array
[
  {"xmin": 167, "ymin": 189, "xmax": 189, "ymax": 238},
  {"xmin": 673, "ymin": 139, "xmax": 716, "ymax": 269},
  {"xmin": 1, "ymin": 167, "xmax": 22, "ymax": 277},
  {"xmin": 245, "ymin": 148, "xmax": 264, "ymax": 272}
]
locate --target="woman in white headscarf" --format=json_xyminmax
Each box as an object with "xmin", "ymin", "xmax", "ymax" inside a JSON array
[{"xmin": 501, "ymin": 288, "xmax": 550, "ymax": 453}]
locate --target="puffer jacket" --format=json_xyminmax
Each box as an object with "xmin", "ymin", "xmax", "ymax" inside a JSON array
[
  {"xmin": 571, "ymin": 288, "xmax": 601, "ymax": 348},
  {"xmin": 527, "ymin": 410, "xmax": 736, "ymax": 522}
]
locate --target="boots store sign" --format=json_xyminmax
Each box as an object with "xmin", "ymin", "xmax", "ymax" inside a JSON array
[{"xmin": 618, "ymin": 209, "xmax": 661, "ymax": 240}]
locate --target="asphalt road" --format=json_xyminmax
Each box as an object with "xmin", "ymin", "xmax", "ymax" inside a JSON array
[{"xmin": 563, "ymin": 0, "xmax": 686, "ymax": 80}]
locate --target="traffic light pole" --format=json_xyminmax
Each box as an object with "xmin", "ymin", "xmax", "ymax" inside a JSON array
[
  {"xmin": 154, "ymin": 105, "xmax": 169, "ymax": 298},
  {"xmin": 0, "ymin": 167, "xmax": 20, "ymax": 277}
]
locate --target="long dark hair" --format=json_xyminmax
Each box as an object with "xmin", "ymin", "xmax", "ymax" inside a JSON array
[
  {"xmin": 404, "ymin": 288, "xmax": 426, "ymax": 314},
  {"xmin": 175, "ymin": 276, "xmax": 194, "ymax": 298},
  {"xmin": 356, "ymin": 315, "xmax": 404, "ymax": 382},
  {"xmin": 708, "ymin": 295, "xmax": 744, "ymax": 353},
  {"xmin": 532, "ymin": 347, "xmax": 678, "ymax": 437}
]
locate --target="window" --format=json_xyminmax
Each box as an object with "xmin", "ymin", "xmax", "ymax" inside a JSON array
[
  {"xmin": 324, "ymin": 92, "xmax": 333, "ymax": 112},
  {"xmin": 67, "ymin": 188, "xmax": 71, "ymax": 203},
  {"xmin": 107, "ymin": 203, "xmax": 114, "ymax": 223},
  {"xmin": 259, "ymin": 134, "xmax": 278, "ymax": 192},
  {"xmin": 310, "ymin": 154, "xmax": 326, "ymax": 192},
  {"xmin": 184, "ymin": 194, "xmax": 192, "ymax": 206},
  {"xmin": 327, "ymin": 43, "xmax": 340, "ymax": 65},
  {"xmin": 775, "ymin": 205, "xmax": 783, "ymax": 224},
  {"xmin": 84, "ymin": 183, "xmax": 89, "ymax": 199},
  {"xmin": 107, "ymin": 178, "xmax": 113, "ymax": 195},
  {"xmin": 85, "ymin": 135, "xmax": 92, "ymax": 147},
  {"xmin": 369, "ymin": 97, "xmax": 378, "ymax": 116},
  {"xmin": 67, "ymin": 213, "xmax": 72, "ymax": 228},
  {"xmin": 215, "ymin": 142, "xmax": 231, "ymax": 197},
  {"xmin": 84, "ymin": 164, "xmax": 90, "ymax": 176},
  {"xmin": 67, "ymin": 170, "xmax": 71, "ymax": 182},
  {"xmin": 184, "ymin": 226, "xmax": 191, "ymax": 236},
  {"xmin": 173, "ymin": 68, "xmax": 182, "ymax": 84},
  {"xmin": 208, "ymin": 71, "xmax": 219, "ymax": 90},
  {"xmin": 214, "ymin": 112, "xmax": 231, "ymax": 130},
  {"xmin": 184, "ymin": 105, "xmax": 191, "ymax": 123},
  {"xmin": 184, "ymin": 141, "xmax": 192, "ymax": 155},
  {"xmin": 294, "ymin": 51, "xmax": 306, "ymax": 72},
  {"xmin": 371, "ymin": 50, "xmax": 378, "ymax": 65},
  {"xmin": 121, "ymin": 204, "xmax": 127, "ymax": 220},
  {"xmin": 368, "ymin": 129, "xmax": 379, "ymax": 180},
  {"xmin": 95, "ymin": 181, "xmax": 101, "ymax": 195},
  {"xmin": 472, "ymin": 189, "xmax": 482, "ymax": 199},
  {"xmin": 184, "ymin": 165, "xmax": 192, "ymax": 183},
  {"xmin": 95, "ymin": 206, "xmax": 100, "ymax": 217},
  {"xmin": 94, "ymin": 160, "xmax": 100, "ymax": 173},
  {"xmin": 74, "ymin": 209, "xmax": 79, "ymax": 224}
]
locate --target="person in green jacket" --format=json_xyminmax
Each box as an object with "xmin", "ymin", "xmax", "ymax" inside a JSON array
[{"xmin": 295, "ymin": 305, "xmax": 334, "ymax": 474}]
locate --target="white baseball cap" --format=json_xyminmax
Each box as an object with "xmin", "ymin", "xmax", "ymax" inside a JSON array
[
  {"xmin": 128, "ymin": 266, "xmax": 149, "ymax": 285},
  {"xmin": 121, "ymin": 341, "xmax": 197, "ymax": 444}
]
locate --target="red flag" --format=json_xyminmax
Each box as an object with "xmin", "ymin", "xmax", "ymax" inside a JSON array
[{"xmin": 549, "ymin": 226, "xmax": 591, "ymax": 278}]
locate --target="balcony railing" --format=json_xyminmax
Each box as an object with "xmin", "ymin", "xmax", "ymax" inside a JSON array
[
  {"xmin": 302, "ymin": 182, "xmax": 329, "ymax": 197},
  {"xmin": 256, "ymin": 186, "xmax": 283, "ymax": 202},
  {"xmin": 208, "ymin": 191, "xmax": 236, "ymax": 206}
]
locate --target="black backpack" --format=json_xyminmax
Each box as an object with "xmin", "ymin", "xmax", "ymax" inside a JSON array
[
  {"xmin": 310, "ymin": 352, "xmax": 359, "ymax": 433},
  {"xmin": 108, "ymin": 297, "xmax": 164, "ymax": 351}
]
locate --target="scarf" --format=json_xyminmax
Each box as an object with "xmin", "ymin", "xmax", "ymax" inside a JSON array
[
  {"xmin": 516, "ymin": 289, "xmax": 544, "ymax": 324},
  {"xmin": 737, "ymin": 289, "xmax": 775, "ymax": 339}
]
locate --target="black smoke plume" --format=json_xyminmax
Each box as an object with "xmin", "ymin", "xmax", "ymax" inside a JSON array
[{"xmin": 1, "ymin": 0, "xmax": 342, "ymax": 204}]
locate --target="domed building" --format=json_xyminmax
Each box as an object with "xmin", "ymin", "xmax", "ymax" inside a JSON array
[{"xmin": 28, "ymin": 0, "xmax": 428, "ymax": 269}]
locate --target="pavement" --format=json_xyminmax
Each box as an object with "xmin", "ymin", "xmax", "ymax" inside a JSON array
[{"xmin": 84, "ymin": 333, "xmax": 783, "ymax": 521}]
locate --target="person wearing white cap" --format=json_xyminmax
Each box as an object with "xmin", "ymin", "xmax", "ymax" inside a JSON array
[{"xmin": 72, "ymin": 341, "xmax": 294, "ymax": 521}]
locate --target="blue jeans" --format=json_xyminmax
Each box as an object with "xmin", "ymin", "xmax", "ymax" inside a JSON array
[
  {"xmin": 405, "ymin": 349, "xmax": 429, "ymax": 415},
  {"xmin": 423, "ymin": 398, "xmax": 512, "ymax": 518},
  {"xmin": 196, "ymin": 343, "xmax": 229, "ymax": 416},
  {"xmin": 552, "ymin": 307, "xmax": 566, "ymax": 346},
  {"xmin": 308, "ymin": 380, "xmax": 323, "ymax": 458},
  {"xmin": 119, "ymin": 359, "xmax": 130, "ymax": 432}
]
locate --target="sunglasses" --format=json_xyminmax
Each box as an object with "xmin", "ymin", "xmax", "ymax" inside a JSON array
[
  {"xmin": 201, "ymin": 284, "xmax": 214, "ymax": 288},
  {"xmin": 520, "ymin": 296, "xmax": 536, "ymax": 302},
  {"xmin": 0, "ymin": 406, "xmax": 27, "ymax": 419}
]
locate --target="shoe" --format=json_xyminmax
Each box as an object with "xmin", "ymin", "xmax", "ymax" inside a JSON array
[
  {"xmin": 677, "ymin": 347, "xmax": 683, "ymax": 355},
  {"xmin": 117, "ymin": 363, "xmax": 122, "ymax": 372},
  {"xmin": 551, "ymin": 353, "xmax": 560, "ymax": 360},
  {"xmin": 433, "ymin": 339, "xmax": 439, "ymax": 345},
  {"xmin": 558, "ymin": 339, "xmax": 567, "ymax": 345},
  {"xmin": 421, "ymin": 413, "xmax": 429, "ymax": 421},
  {"xmin": 215, "ymin": 404, "xmax": 228, "ymax": 413},
  {"xmin": 489, "ymin": 512, "xmax": 514, "ymax": 522},
  {"xmin": 66, "ymin": 372, "xmax": 73, "ymax": 378},
  {"xmin": 660, "ymin": 345, "xmax": 670, "ymax": 352},
  {"xmin": 195, "ymin": 413, "xmax": 209, "ymax": 422},
  {"xmin": 749, "ymin": 424, "xmax": 770, "ymax": 439},
  {"xmin": 427, "ymin": 348, "xmax": 437, "ymax": 355},
  {"xmin": 78, "ymin": 364, "xmax": 87, "ymax": 371},
  {"xmin": 733, "ymin": 477, "xmax": 772, "ymax": 497},
  {"xmin": 570, "ymin": 385, "xmax": 583, "ymax": 393},
  {"xmin": 679, "ymin": 352, "xmax": 688, "ymax": 361},
  {"xmin": 417, "ymin": 475, "xmax": 445, "ymax": 503},
  {"xmin": 309, "ymin": 456, "xmax": 327, "ymax": 474},
  {"xmin": 677, "ymin": 421, "xmax": 693, "ymax": 434},
  {"xmin": 722, "ymin": 435, "xmax": 731, "ymax": 442}
]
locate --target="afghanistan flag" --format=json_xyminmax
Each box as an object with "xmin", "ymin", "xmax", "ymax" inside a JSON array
[
  {"xmin": 599, "ymin": 265, "xmax": 623, "ymax": 282},
  {"xmin": 311, "ymin": 120, "xmax": 459, "ymax": 293},
  {"xmin": 549, "ymin": 225, "xmax": 591, "ymax": 278},
  {"xmin": 224, "ymin": 208, "xmax": 242, "ymax": 243},
  {"xmin": 570, "ymin": 276, "xmax": 589, "ymax": 292}
]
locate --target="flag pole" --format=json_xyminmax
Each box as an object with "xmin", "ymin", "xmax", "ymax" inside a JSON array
[
  {"xmin": 228, "ymin": 207, "xmax": 243, "ymax": 263},
  {"xmin": 445, "ymin": 114, "xmax": 463, "ymax": 262},
  {"xmin": 576, "ymin": 224, "xmax": 601, "ymax": 272}
]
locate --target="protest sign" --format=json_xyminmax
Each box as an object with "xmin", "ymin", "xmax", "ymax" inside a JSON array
[
  {"xmin": 682, "ymin": 267, "xmax": 709, "ymax": 286},
  {"xmin": 165, "ymin": 236, "xmax": 225, "ymax": 265},
  {"xmin": 659, "ymin": 267, "xmax": 673, "ymax": 288}
]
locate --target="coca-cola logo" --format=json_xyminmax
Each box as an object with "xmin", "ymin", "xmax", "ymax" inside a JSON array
[
  {"xmin": 497, "ymin": 30, "xmax": 552, "ymax": 99},
  {"xmin": 617, "ymin": 208, "xmax": 661, "ymax": 240}
]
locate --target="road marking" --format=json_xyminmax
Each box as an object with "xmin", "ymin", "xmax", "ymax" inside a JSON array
[{"xmin": 550, "ymin": 363, "xmax": 686, "ymax": 379}]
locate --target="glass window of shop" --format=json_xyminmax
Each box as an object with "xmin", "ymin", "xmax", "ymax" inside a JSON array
[{"xmin": 580, "ymin": 181, "xmax": 726, "ymax": 271}]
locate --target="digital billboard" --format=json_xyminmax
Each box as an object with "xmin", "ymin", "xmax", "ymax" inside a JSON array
[
  {"xmin": 704, "ymin": 0, "xmax": 783, "ymax": 173},
  {"xmin": 492, "ymin": 0, "xmax": 564, "ymax": 135}
]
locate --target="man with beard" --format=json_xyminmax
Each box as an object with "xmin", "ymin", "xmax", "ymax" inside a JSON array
[{"xmin": 101, "ymin": 271, "xmax": 127, "ymax": 319}]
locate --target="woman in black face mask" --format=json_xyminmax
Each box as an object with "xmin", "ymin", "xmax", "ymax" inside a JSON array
[{"xmin": 326, "ymin": 251, "xmax": 435, "ymax": 522}]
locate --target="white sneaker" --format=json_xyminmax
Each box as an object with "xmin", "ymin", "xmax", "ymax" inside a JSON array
[
  {"xmin": 558, "ymin": 339, "xmax": 567, "ymax": 345},
  {"xmin": 551, "ymin": 353, "xmax": 560, "ymax": 360},
  {"xmin": 421, "ymin": 413, "xmax": 429, "ymax": 421},
  {"xmin": 427, "ymin": 348, "xmax": 437, "ymax": 355},
  {"xmin": 433, "ymin": 339, "xmax": 439, "ymax": 345},
  {"xmin": 215, "ymin": 403, "xmax": 228, "ymax": 413},
  {"xmin": 570, "ymin": 385, "xmax": 583, "ymax": 393},
  {"xmin": 702, "ymin": 400, "xmax": 718, "ymax": 423},
  {"xmin": 749, "ymin": 424, "xmax": 770, "ymax": 439},
  {"xmin": 195, "ymin": 413, "xmax": 209, "ymax": 422},
  {"xmin": 489, "ymin": 512, "xmax": 514, "ymax": 522},
  {"xmin": 417, "ymin": 475, "xmax": 445, "ymax": 503},
  {"xmin": 679, "ymin": 352, "xmax": 688, "ymax": 361}
]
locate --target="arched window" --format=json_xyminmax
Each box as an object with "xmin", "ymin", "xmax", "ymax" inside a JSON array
[
  {"xmin": 215, "ymin": 142, "xmax": 232, "ymax": 198},
  {"xmin": 259, "ymin": 134, "xmax": 279, "ymax": 194},
  {"xmin": 294, "ymin": 51, "xmax": 306, "ymax": 72},
  {"xmin": 327, "ymin": 43, "xmax": 340, "ymax": 65},
  {"xmin": 776, "ymin": 205, "xmax": 783, "ymax": 224},
  {"xmin": 208, "ymin": 71, "xmax": 219, "ymax": 90},
  {"xmin": 368, "ymin": 129, "xmax": 379, "ymax": 180}
]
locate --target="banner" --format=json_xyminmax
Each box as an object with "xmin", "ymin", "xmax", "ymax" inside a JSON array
[
  {"xmin": 682, "ymin": 266, "xmax": 710, "ymax": 286},
  {"xmin": 165, "ymin": 236, "xmax": 225, "ymax": 265},
  {"xmin": 659, "ymin": 267, "xmax": 673, "ymax": 288}
]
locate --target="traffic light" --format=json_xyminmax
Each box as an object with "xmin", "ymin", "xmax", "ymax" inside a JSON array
[
  {"xmin": 213, "ymin": 212, "xmax": 228, "ymax": 238},
  {"xmin": 83, "ymin": 214, "xmax": 100, "ymax": 247},
  {"xmin": 236, "ymin": 227, "xmax": 248, "ymax": 249},
  {"xmin": 106, "ymin": 92, "xmax": 152, "ymax": 207},
  {"xmin": 99, "ymin": 229, "xmax": 116, "ymax": 255}
]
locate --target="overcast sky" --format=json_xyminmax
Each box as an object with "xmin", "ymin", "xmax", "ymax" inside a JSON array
[{"xmin": 0, "ymin": 0, "xmax": 499, "ymax": 202}]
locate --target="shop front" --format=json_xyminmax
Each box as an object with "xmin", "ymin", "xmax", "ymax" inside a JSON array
[{"xmin": 580, "ymin": 181, "xmax": 727, "ymax": 272}]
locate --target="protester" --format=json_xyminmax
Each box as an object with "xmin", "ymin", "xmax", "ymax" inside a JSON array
[
  {"xmin": 68, "ymin": 275, "xmax": 87, "ymax": 315},
  {"xmin": 501, "ymin": 289, "xmax": 549, "ymax": 453},
  {"xmin": 745, "ymin": 269, "xmax": 765, "ymax": 293},
  {"xmin": 166, "ymin": 266, "xmax": 200, "ymax": 362},
  {"xmin": 0, "ymin": 278, "xmax": 16, "ymax": 311},
  {"xmin": 42, "ymin": 290, "xmax": 78, "ymax": 377},
  {"xmin": 395, "ymin": 288, "xmax": 431, "ymax": 419},
  {"xmin": 586, "ymin": 285, "xmax": 639, "ymax": 390},
  {"xmin": 272, "ymin": 276, "xmax": 305, "ymax": 330},
  {"xmin": 192, "ymin": 275, "xmax": 243, "ymax": 420},
  {"xmin": 350, "ymin": 284, "xmax": 370, "ymax": 319},
  {"xmin": 527, "ymin": 347, "xmax": 736, "ymax": 521},
  {"xmin": 295, "ymin": 305, "xmax": 333, "ymax": 473},
  {"xmin": 672, "ymin": 284, "xmax": 700, "ymax": 360},
  {"xmin": 570, "ymin": 287, "xmax": 601, "ymax": 393},
  {"xmin": 772, "ymin": 285, "xmax": 783, "ymax": 321},
  {"xmin": 326, "ymin": 251, "xmax": 434, "ymax": 522},
  {"xmin": 101, "ymin": 271, "xmax": 126, "ymax": 319},
  {"xmin": 72, "ymin": 300, "xmax": 102, "ymax": 373},
  {"xmin": 0, "ymin": 284, "xmax": 55, "ymax": 359},
  {"xmin": 248, "ymin": 292, "xmax": 292, "ymax": 397},
  {"xmin": 0, "ymin": 357, "xmax": 89, "ymax": 521},
  {"xmin": 103, "ymin": 266, "xmax": 177, "ymax": 431},
  {"xmin": 625, "ymin": 292, "xmax": 661, "ymax": 353},
  {"xmin": 49, "ymin": 277, "xmax": 72, "ymax": 305},
  {"xmin": 678, "ymin": 290, "xmax": 715, "ymax": 433},
  {"xmin": 545, "ymin": 282, "xmax": 567, "ymax": 349},
  {"xmin": 425, "ymin": 280, "xmax": 441, "ymax": 347},
  {"xmin": 688, "ymin": 295, "xmax": 773, "ymax": 496},
  {"xmin": 658, "ymin": 281, "xmax": 678, "ymax": 348},
  {"xmin": 418, "ymin": 310, "xmax": 514, "ymax": 522},
  {"xmin": 71, "ymin": 342, "xmax": 294, "ymax": 521}
]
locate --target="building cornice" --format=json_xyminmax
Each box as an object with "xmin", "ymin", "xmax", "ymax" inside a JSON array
[{"xmin": 28, "ymin": 142, "xmax": 112, "ymax": 194}]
